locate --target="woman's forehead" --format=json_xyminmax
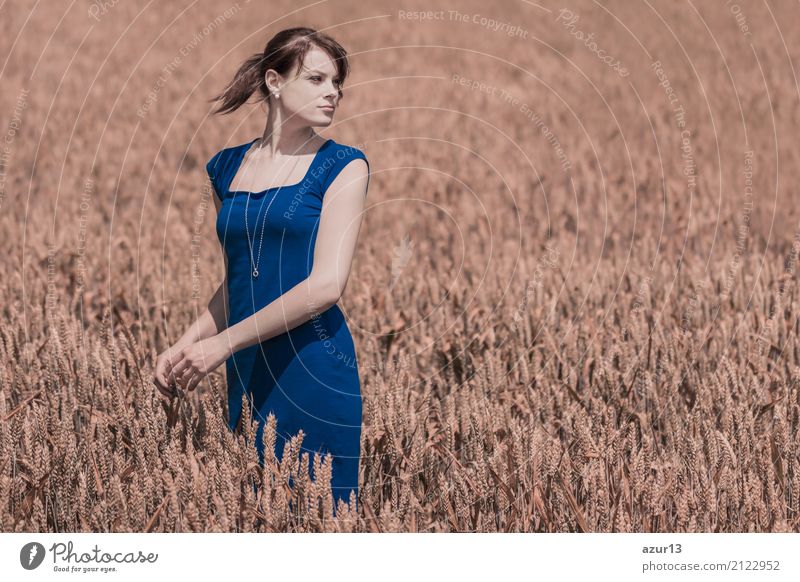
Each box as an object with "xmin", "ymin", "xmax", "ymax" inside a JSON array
[{"xmin": 299, "ymin": 47, "xmax": 337, "ymax": 72}]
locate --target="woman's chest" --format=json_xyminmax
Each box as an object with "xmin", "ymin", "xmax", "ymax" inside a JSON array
[{"xmin": 216, "ymin": 189, "xmax": 322, "ymax": 243}]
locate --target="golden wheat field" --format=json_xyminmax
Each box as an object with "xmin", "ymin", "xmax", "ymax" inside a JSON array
[{"xmin": 1, "ymin": 0, "xmax": 800, "ymax": 533}]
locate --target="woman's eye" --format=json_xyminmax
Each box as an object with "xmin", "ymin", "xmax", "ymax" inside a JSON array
[{"xmin": 311, "ymin": 76, "xmax": 322, "ymax": 82}]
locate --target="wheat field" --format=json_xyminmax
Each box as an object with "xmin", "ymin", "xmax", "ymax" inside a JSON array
[{"xmin": 1, "ymin": 0, "xmax": 799, "ymax": 532}]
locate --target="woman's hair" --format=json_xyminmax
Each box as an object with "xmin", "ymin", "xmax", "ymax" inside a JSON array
[{"xmin": 209, "ymin": 27, "xmax": 350, "ymax": 115}]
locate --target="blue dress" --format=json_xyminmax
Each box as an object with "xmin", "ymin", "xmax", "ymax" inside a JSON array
[{"xmin": 206, "ymin": 137, "xmax": 369, "ymax": 513}]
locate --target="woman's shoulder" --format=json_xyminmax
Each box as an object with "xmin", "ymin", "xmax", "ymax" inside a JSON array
[
  {"xmin": 205, "ymin": 142, "xmax": 250, "ymax": 201},
  {"xmin": 317, "ymin": 140, "xmax": 370, "ymax": 192},
  {"xmin": 323, "ymin": 139, "xmax": 368, "ymax": 162},
  {"xmin": 205, "ymin": 144, "xmax": 229, "ymax": 171},
  {"xmin": 206, "ymin": 141, "xmax": 250, "ymax": 178}
]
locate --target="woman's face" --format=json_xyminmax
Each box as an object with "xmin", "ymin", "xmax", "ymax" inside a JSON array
[{"xmin": 268, "ymin": 46, "xmax": 341, "ymax": 127}]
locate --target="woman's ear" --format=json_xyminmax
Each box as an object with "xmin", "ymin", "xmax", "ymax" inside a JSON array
[{"xmin": 264, "ymin": 69, "xmax": 282, "ymax": 96}]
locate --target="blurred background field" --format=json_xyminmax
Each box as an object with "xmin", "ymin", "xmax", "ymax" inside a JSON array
[{"xmin": 1, "ymin": 0, "xmax": 799, "ymax": 531}]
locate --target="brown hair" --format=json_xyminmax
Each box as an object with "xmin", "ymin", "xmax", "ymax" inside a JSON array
[{"xmin": 209, "ymin": 27, "xmax": 350, "ymax": 115}]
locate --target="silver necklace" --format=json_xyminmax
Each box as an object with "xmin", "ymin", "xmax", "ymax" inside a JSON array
[{"xmin": 241, "ymin": 143, "xmax": 301, "ymax": 278}]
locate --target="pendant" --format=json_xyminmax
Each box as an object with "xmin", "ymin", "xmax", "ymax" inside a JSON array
[{"xmin": 252, "ymin": 269, "xmax": 259, "ymax": 278}]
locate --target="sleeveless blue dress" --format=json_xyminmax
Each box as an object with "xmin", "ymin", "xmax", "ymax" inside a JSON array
[{"xmin": 206, "ymin": 138, "xmax": 369, "ymax": 513}]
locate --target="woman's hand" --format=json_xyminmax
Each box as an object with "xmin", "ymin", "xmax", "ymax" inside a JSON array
[
  {"xmin": 166, "ymin": 335, "xmax": 231, "ymax": 393},
  {"xmin": 153, "ymin": 346, "xmax": 182, "ymax": 398}
]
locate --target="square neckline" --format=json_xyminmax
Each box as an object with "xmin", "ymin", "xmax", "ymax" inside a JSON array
[{"xmin": 225, "ymin": 137, "xmax": 334, "ymax": 196}]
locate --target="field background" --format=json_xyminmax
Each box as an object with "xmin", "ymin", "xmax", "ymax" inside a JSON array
[{"xmin": 1, "ymin": 0, "xmax": 799, "ymax": 532}]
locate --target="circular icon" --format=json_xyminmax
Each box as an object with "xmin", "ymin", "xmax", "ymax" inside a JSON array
[{"xmin": 20, "ymin": 542, "xmax": 46, "ymax": 570}]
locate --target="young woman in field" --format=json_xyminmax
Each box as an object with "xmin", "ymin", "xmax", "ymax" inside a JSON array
[{"xmin": 151, "ymin": 27, "xmax": 370, "ymax": 514}]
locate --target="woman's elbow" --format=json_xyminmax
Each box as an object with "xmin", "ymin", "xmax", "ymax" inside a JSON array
[{"xmin": 308, "ymin": 274, "xmax": 343, "ymax": 310}]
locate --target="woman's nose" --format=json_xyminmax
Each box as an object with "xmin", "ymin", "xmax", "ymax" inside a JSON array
[{"xmin": 325, "ymin": 80, "xmax": 338, "ymax": 97}]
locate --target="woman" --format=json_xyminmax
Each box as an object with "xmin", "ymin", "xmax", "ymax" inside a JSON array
[{"xmin": 152, "ymin": 27, "xmax": 370, "ymax": 514}]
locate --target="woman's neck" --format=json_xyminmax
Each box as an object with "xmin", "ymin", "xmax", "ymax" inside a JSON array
[{"xmin": 256, "ymin": 126, "xmax": 321, "ymax": 157}]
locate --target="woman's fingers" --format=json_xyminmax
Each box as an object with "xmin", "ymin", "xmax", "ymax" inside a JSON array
[
  {"xmin": 153, "ymin": 347, "xmax": 209, "ymax": 398},
  {"xmin": 156, "ymin": 363, "xmax": 171, "ymax": 390},
  {"xmin": 176, "ymin": 365, "xmax": 194, "ymax": 388},
  {"xmin": 155, "ymin": 377, "xmax": 170, "ymax": 394},
  {"xmin": 186, "ymin": 372, "xmax": 203, "ymax": 392},
  {"xmin": 153, "ymin": 356, "xmax": 174, "ymax": 394},
  {"xmin": 153, "ymin": 349, "xmax": 194, "ymax": 401},
  {"xmin": 153, "ymin": 377, "xmax": 175, "ymax": 399},
  {"xmin": 167, "ymin": 357, "xmax": 188, "ymax": 385}
]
